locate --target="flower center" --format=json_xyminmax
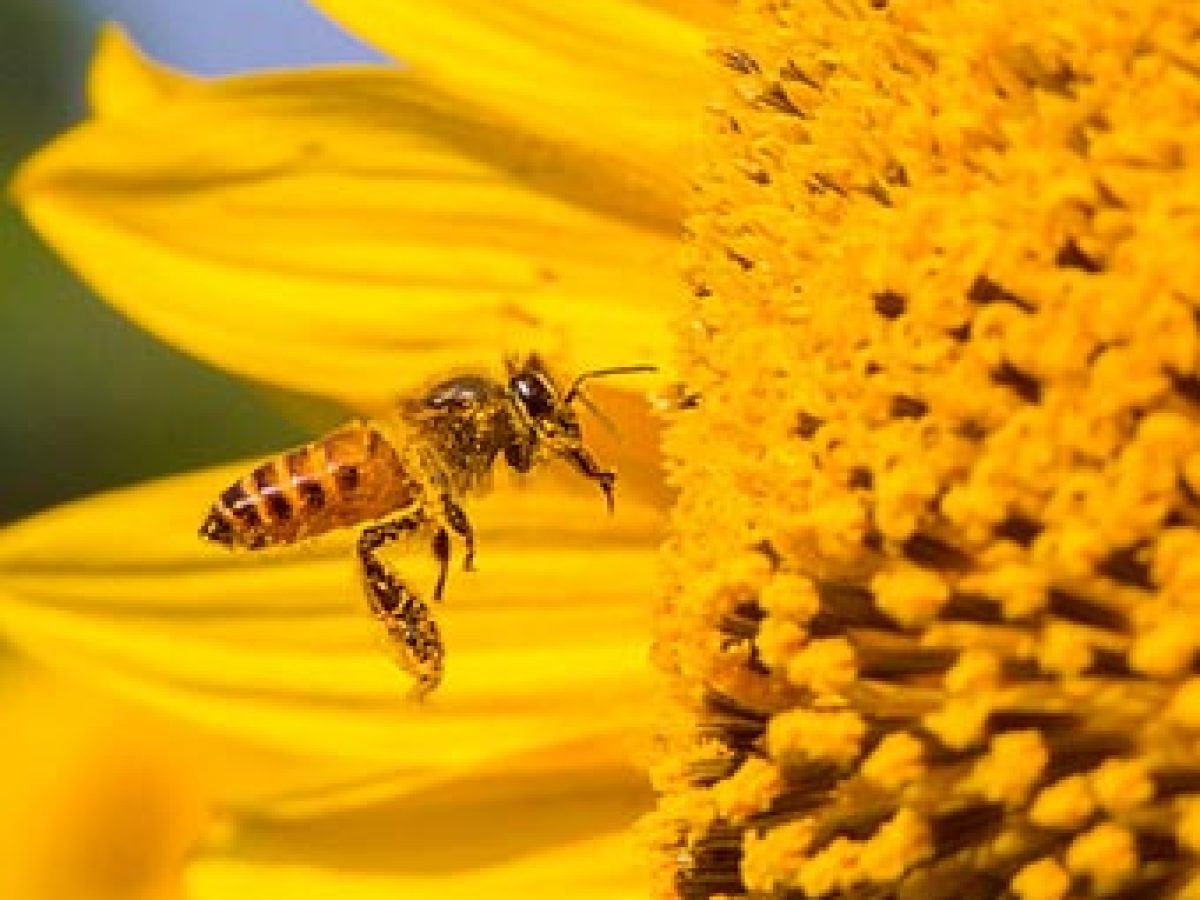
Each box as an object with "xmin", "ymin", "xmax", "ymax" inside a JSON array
[{"xmin": 644, "ymin": 1, "xmax": 1200, "ymax": 897}]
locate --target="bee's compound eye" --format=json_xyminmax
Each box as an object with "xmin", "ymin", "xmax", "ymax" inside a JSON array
[{"xmin": 512, "ymin": 373, "xmax": 555, "ymax": 420}]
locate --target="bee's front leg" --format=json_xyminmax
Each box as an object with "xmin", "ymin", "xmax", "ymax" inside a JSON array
[{"xmin": 357, "ymin": 516, "xmax": 443, "ymax": 697}]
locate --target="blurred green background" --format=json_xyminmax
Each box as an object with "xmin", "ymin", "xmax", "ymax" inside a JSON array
[{"xmin": 0, "ymin": 0, "xmax": 377, "ymax": 525}]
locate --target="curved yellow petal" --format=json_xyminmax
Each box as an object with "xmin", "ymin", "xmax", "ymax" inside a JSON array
[
  {"xmin": 88, "ymin": 22, "xmax": 197, "ymax": 119},
  {"xmin": 0, "ymin": 667, "xmax": 207, "ymax": 900},
  {"xmin": 216, "ymin": 761, "xmax": 649, "ymax": 874},
  {"xmin": 12, "ymin": 30, "xmax": 679, "ymax": 404},
  {"xmin": 0, "ymin": 452, "xmax": 664, "ymax": 766},
  {"xmin": 311, "ymin": 0, "xmax": 719, "ymax": 198},
  {"xmin": 191, "ymin": 830, "xmax": 646, "ymax": 900},
  {"xmin": 641, "ymin": 0, "xmax": 737, "ymax": 30},
  {"xmin": 229, "ymin": 733, "xmax": 644, "ymax": 823}
]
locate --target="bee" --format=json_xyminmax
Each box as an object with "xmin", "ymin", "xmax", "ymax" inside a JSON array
[{"xmin": 199, "ymin": 354, "xmax": 653, "ymax": 696}]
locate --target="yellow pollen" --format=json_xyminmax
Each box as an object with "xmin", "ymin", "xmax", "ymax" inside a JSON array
[
  {"xmin": 1091, "ymin": 758, "xmax": 1154, "ymax": 814},
  {"xmin": 1036, "ymin": 621, "xmax": 1097, "ymax": 677},
  {"xmin": 943, "ymin": 647, "xmax": 1000, "ymax": 695},
  {"xmin": 1168, "ymin": 679, "xmax": 1200, "ymax": 729},
  {"xmin": 766, "ymin": 708, "xmax": 865, "ymax": 767},
  {"xmin": 1130, "ymin": 612, "xmax": 1198, "ymax": 678},
  {"xmin": 741, "ymin": 820, "xmax": 816, "ymax": 894},
  {"xmin": 1011, "ymin": 857, "xmax": 1071, "ymax": 900},
  {"xmin": 758, "ymin": 572, "xmax": 820, "ymax": 622},
  {"xmin": 784, "ymin": 637, "xmax": 857, "ymax": 695},
  {"xmin": 798, "ymin": 837, "xmax": 861, "ymax": 898},
  {"xmin": 858, "ymin": 808, "xmax": 932, "ymax": 884},
  {"xmin": 1066, "ymin": 822, "xmax": 1138, "ymax": 892},
  {"xmin": 922, "ymin": 697, "xmax": 993, "ymax": 751},
  {"xmin": 861, "ymin": 732, "xmax": 926, "ymax": 792},
  {"xmin": 1177, "ymin": 799, "xmax": 1200, "ymax": 855},
  {"xmin": 753, "ymin": 616, "xmax": 807, "ymax": 672},
  {"xmin": 711, "ymin": 758, "xmax": 783, "ymax": 825},
  {"xmin": 967, "ymin": 730, "xmax": 1049, "ymax": 806},
  {"xmin": 870, "ymin": 563, "xmax": 950, "ymax": 628},
  {"xmin": 1029, "ymin": 776, "xmax": 1095, "ymax": 830}
]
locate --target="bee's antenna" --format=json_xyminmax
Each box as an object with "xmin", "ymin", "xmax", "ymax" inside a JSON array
[{"xmin": 563, "ymin": 364, "xmax": 656, "ymax": 405}]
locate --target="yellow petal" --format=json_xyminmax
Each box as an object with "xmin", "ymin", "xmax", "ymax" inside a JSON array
[
  {"xmin": 191, "ymin": 830, "xmax": 647, "ymax": 900},
  {"xmin": 88, "ymin": 22, "xmax": 196, "ymax": 119},
  {"xmin": 311, "ymin": 0, "xmax": 720, "ymax": 198},
  {"xmin": 215, "ymin": 760, "xmax": 649, "ymax": 873},
  {"xmin": 12, "ymin": 30, "xmax": 679, "ymax": 404},
  {"xmin": 0, "ymin": 667, "xmax": 208, "ymax": 900},
  {"xmin": 229, "ymin": 734, "xmax": 643, "ymax": 823},
  {"xmin": 0, "ymin": 452, "xmax": 664, "ymax": 769},
  {"xmin": 641, "ymin": 0, "xmax": 738, "ymax": 29}
]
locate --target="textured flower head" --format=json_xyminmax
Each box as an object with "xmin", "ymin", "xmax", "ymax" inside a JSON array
[{"xmin": 645, "ymin": 2, "xmax": 1200, "ymax": 898}]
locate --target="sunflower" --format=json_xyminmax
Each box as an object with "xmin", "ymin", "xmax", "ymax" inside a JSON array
[{"xmin": 9, "ymin": 0, "xmax": 1200, "ymax": 897}]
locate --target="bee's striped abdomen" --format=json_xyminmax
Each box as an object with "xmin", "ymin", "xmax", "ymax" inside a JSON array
[{"xmin": 200, "ymin": 422, "xmax": 420, "ymax": 550}]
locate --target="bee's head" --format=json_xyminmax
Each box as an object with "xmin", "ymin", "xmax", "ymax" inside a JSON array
[
  {"xmin": 504, "ymin": 355, "xmax": 654, "ymax": 512},
  {"xmin": 507, "ymin": 355, "xmax": 581, "ymax": 439}
]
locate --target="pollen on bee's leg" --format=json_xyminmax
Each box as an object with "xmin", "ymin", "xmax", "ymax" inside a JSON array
[
  {"xmin": 397, "ymin": 601, "xmax": 444, "ymax": 700},
  {"xmin": 357, "ymin": 517, "xmax": 444, "ymax": 695},
  {"xmin": 361, "ymin": 559, "xmax": 444, "ymax": 698}
]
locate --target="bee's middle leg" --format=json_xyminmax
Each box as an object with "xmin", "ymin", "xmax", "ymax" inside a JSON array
[
  {"xmin": 440, "ymin": 494, "xmax": 476, "ymax": 571},
  {"xmin": 431, "ymin": 528, "xmax": 451, "ymax": 603},
  {"xmin": 357, "ymin": 516, "xmax": 443, "ymax": 696},
  {"xmin": 427, "ymin": 494, "xmax": 476, "ymax": 604}
]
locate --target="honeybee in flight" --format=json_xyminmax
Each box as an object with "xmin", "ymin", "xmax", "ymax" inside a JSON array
[{"xmin": 199, "ymin": 355, "xmax": 653, "ymax": 696}]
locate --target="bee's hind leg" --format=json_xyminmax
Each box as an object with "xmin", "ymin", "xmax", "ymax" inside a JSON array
[{"xmin": 357, "ymin": 516, "xmax": 443, "ymax": 697}]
